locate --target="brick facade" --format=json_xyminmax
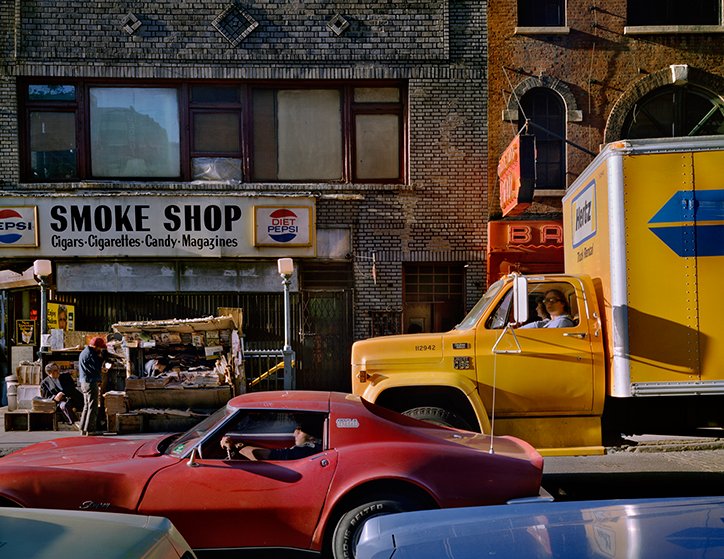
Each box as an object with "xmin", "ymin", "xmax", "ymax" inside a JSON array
[
  {"xmin": 487, "ymin": 0, "xmax": 724, "ymax": 218},
  {"xmin": 0, "ymin": 1, "xmax": 487, "ymax": 346}
]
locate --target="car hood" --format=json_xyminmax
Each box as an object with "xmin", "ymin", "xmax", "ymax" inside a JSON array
[
  {"xmin": 0, "ymin": 508, "xmax": 195, "ymax": 559},
  {"xmin": 1, "ymin": 436, "xmax": 156, "ymax": 467},
  {"xmin": 0, "ymin": 436, "xmax": 175, "ymax": 511}
]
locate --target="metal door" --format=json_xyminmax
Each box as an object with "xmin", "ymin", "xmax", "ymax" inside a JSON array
[{"xmin": 298, "ymin": 290, "xmax": 353, "ymax": 392}]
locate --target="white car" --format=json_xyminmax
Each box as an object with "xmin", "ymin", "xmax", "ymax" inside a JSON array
[{"xmin": 0, "ymin": 508, "xmax": 196, "ymax": 559}]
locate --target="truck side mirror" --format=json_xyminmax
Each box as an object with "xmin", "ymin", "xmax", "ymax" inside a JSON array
[{"xmin": 512, "ymin": 275, "xmax": 528, "ymax": 324}]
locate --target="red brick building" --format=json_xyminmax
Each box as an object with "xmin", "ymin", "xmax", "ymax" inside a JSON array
[{"xmin": 487, "ymin": 0, "xmax": 724, "ymax": 283}]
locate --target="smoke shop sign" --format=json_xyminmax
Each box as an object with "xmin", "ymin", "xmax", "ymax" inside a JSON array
[{"xmin": 0, "ymin": 195, "xmax": 315, "ymax": 258}]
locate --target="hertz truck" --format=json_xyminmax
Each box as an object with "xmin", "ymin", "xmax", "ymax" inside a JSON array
[{"xmin": 351, "ymin": 136, "xmax": 724, "ymax": 455}]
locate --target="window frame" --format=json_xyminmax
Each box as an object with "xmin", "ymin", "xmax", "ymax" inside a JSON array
[
  {"xmin": 18, "ymin": 78, "xmax": 407, "ymax": 184},
  {"xmin": 625, "ymin": 0, "xmax": 724, "ymax": 34},
  {"xmin": 518, "ymin": 87, "xmax": 566, "ymax": 191},
  {"xmin": 622, "ymin": 84, "xmax": 724, "ymax": 139},
  {"xmin": 21, "ymin": 86, "xmax": 83, "ymax": 181},
  {"xmin": 516, "ymin": 0, "xmax": 567, "ymax": 28}
]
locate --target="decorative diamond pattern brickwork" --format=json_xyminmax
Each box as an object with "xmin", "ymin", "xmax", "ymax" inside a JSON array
[
  {"xmin": 212, "ymin": 4, "xmax": 259, "ymax": 46},
  {"xmin": 121, "ymin": 12, "xmax": 142, "ymax": 35},
  {"xmin": 327, "ymin": 14, "xmax": 350, "ymax": 36}
]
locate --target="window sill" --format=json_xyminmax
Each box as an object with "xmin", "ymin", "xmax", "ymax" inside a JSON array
[
  {"xmin": 533, "ymin": 189, "xmax": 566, "ymax": 198},
  {"xmin": 514, "ymin": 26, "xmax": 570, "ymax": 36},
  {"xmin": 624, "ymin": 25, "xmax": 724, "ymax": 35}
]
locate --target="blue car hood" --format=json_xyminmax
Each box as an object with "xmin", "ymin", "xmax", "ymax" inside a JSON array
[{"xmin": 357, "ymin": 496, "xmax": 724, "ymax": 559}]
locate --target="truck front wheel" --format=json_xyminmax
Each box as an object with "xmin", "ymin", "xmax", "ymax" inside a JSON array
[{"xmin": 403, "ymin": 406, "xmax": 472, "ymax": 430}]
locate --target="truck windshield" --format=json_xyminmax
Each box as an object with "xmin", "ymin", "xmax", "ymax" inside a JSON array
[{"xmin": 455, "ymin": 278, "xmax": 506, "ymax": 330}]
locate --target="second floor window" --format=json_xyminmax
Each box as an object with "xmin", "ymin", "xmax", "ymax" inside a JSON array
[
  {"xmin": 20, "ymin": 80, "xmax": 405, "ymax": 184},
  {"xmin": 627, "ymin": 0, "xmax": 721, "ymax": 26},
  {"xmin": 622, "ymin": 85, "xmax": 724, "ymax": 138},
  {"xmin": 518, "ymin": 88, "xmax": 565, "ymax": 190},
  {"xmin": 517, "ymin": 0, "xmax": 565, "ymax": 27}
]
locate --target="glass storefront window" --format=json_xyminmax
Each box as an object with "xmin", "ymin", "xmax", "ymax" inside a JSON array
[{"xmin": 89, "ymin": 87, "xmax": 180, "ymax": 177}]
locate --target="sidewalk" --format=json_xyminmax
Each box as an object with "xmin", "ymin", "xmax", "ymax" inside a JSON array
[{"xmin": 0, "ymin": 406, "xmax": 155, "ymax": 457}]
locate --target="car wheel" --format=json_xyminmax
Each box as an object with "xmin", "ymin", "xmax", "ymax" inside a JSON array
[
  {"xmin": 403, "ymin": 406, "xmax": 472, "ymax": 430},
  {"xmin": 332, "ymin": 497, "xmax": 416, "ymax": 559}
]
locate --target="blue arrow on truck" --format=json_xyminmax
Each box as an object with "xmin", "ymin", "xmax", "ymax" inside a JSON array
[{"xmin": 648, "ymin": 189, "xmax": 724, "ymax": 257}]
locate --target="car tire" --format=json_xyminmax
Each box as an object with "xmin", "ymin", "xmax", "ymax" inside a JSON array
[
  {"xmin": 332, "ymin": 497, "xmax": 416, "ymax": 559},
  {"xmin": 403, "ymin": 406, "xmax": 473, "ymax": 430}
]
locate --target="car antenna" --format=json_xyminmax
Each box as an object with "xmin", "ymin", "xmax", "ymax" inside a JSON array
[{"xmin": 187, "ymin": 447, "xmax": 200, "ymax": 467}]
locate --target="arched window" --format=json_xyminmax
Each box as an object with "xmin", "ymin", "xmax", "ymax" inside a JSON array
[
  {"xmin": 518, "ymin": 88, "xmax": 565, "ymax": 189},
  {"xmin": 623, "ymin": 85, "xmax": 724, "ymax": 139}
]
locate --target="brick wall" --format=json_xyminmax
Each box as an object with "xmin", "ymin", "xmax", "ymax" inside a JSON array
[
  {"xmin": 487, "ymin": 0, "xmax": 724, "ymax": 217},
  {"xmin": 0, "ymin": 1, "xmax": 488, "ymax": 342}
]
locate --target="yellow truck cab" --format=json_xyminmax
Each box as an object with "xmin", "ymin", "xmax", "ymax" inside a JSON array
[{"xmin": 352, "ymin": 136, "xmax": 724, "ymax": 455}]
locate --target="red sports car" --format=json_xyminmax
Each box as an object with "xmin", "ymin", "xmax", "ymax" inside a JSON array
[{"xmin": 0, "ymin": 391, "xmax": 543, "ymax": 558}]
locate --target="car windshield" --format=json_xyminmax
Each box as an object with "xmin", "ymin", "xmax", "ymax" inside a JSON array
[
  {"xmin": 455, "ymin": 278, "xmax": 506, "ymax": 330},
  {"xmin": 164, "ymin": 405, "xmax": 235, "ymax": 458}
]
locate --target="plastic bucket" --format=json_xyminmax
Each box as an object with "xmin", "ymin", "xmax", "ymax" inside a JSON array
[{"xmin": 6, "ymin": 375, "xmax": 18, "ymax": 411}]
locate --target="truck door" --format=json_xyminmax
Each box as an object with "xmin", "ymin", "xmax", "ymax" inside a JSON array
[{"xmin": 475, "ymin": 279, "xmax": 595, "ymax": 415}]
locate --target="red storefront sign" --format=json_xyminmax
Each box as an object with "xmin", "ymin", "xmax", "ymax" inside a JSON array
[
  {"xmin": 486, "ymin": 220, "xmax": 564, "ymax": 285},
  {"xmin": 498, "ymin": 134, "xmax": 535, "ymax": 217}
]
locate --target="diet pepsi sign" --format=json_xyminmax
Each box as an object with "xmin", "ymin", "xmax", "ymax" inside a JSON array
[
  {"xmin": 254, "ymin": 206, "xmax": 313, "ymax": 247},
  {"xmin": 0, "ymin": 206, "xmax": 38, "ymax": 247}
]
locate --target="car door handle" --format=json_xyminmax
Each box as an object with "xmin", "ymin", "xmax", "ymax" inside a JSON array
[{"xmin": 563, "ymin": 332, "xmax": 587, "ymax": 339}]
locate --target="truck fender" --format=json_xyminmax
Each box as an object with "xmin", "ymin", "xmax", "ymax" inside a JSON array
[{"xmin": 360, "ymin": 373, "xmax": 492, "ymax": 434}]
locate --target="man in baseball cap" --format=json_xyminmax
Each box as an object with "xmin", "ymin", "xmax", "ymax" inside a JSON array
[
  {"xmin": 89, "ymin": 336, "xmax": 107, "ymax": 349},
  {"xmin": 78, "ymin": 336, "xmax": 108, "ymax": 435}
]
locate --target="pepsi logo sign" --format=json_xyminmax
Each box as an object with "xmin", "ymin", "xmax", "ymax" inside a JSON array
[
  {"xmin": 0, "ymin": 207, "xmax": 36, "ymax": 246},
  {"xmin": 254, "ymin": 205, "xmax": 312, "ymax": 247},
  {"xmin": 268, "ymin": 208, "xmax": 299, "ymax": 243}
]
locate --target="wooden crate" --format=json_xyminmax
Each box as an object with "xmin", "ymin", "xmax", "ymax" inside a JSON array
[
  {"xmin": 126, "ymin": 386, "xmax": 232, "ymax": 409},
  {"xmin": 115, "ymin": 413, "xmax": 144, "ymax": 434},
  {"xmin": 4, "ymin": 410, "xmax": 57, "ymax": 431}
]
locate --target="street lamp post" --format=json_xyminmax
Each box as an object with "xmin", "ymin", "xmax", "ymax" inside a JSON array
[
  {"xmin": 33, "ymin": 259, "xmax": 53, "ymax": 353},
  {"xmin": 277, "ymin": 258, "xmax": 295, "ymax": 390}
]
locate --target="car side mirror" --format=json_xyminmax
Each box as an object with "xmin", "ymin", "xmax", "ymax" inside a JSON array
[{"xmin": 512, "ymin": 274, "xmax": 528, "ymax": 324}]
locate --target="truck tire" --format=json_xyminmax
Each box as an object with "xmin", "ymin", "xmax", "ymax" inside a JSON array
[
  {"xmin": 332, "ymin": 496, "xmax": 417, "ymax": 559},
  {"xmin": 403, "ymin": 406, "xmax": 473, "ymax": 430}
]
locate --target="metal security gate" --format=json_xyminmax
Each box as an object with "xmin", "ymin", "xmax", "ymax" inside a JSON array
[{"xmin": 298, "ymin": 290, "xmax": 353, "ymax": 392}]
